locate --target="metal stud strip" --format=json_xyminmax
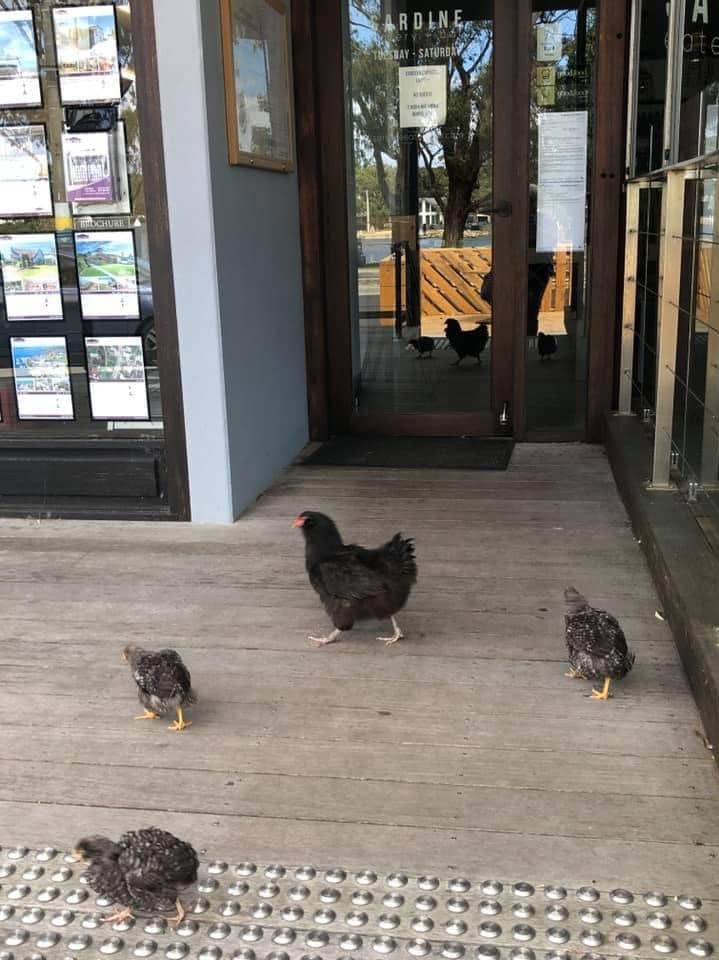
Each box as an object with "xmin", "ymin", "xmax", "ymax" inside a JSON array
[{"xmin": 0, "ymin": 846, "xmax": 715, "ymax": 960}]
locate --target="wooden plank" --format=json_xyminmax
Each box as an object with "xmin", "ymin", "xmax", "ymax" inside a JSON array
[
  {"xmin": 2, "ymin": 727, "xmax": 715, "ymax": 798},
  {"xmin": 0, "ymin": 800, "xmax": 716, "ymax": 893},
  {"xmin": 2, "ymin": 691, "xmax": 711, "ymax": 762},
  {"xmin": 0, "ymin": 647, "xmax": 691, "ymax": 701},
  {"xmin": 2, "ymin": 760, "xmax": 717, "ymax": 847},
  {"xmin": 0, "ymin": 613, "xmax": 678, "ymax": 657},
  {"xmin": 0, "ymin": 670, "xmax": 697, "ymax": 730}
]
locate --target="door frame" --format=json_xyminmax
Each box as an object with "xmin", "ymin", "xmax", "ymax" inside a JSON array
[{"xmin": 292, "ymin": 0, "xmax": 628, "ymax": 442}]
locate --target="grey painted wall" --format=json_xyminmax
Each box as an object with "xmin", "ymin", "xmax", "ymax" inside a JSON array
[
  {"xmin": 153, "ymin": 0, "xmax": 308, "ymax": 522},
  {"xmin": 199, "ymin": 0, "xmax": 309, "ymax": 520}
]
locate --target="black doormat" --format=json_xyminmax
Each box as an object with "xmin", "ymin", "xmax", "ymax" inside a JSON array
[{"xmin": 300, "ymin": 436, "xmax": 515, "ymax": 470}]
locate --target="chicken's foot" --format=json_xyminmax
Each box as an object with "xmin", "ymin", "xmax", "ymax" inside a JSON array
[
  {"xmin": 134, "ymin": 709, "xmax": 159, "ymax": 720},
  {"xmin": 168, "ymin": 706, "xmax": 192, "ymax": 731},
  {"xmin": 564, "ymin": 668, "xmax": 586, "ymax": 679},
  {"xmin": 309, "ymin": 628, "xmax": 341, "ymax": 646},
  {"xmin": 378, "ymin": 616, "xmax": 404, "ymax": 645},
  {"xmin": 102, "ymin": 907, "xmax": 134, "ymax": 924},
  {"xmin": 170, "ymin": 898, "xmax": 186, "ymax": 927},
  {"xmin": 590, "ymin": 677, "xmax": 613, "ymax": 700}
]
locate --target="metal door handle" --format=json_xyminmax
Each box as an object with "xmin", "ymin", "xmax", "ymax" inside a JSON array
[{"xmin": 477, "ymin": 201, "xmax": 512, "ymax": 218}]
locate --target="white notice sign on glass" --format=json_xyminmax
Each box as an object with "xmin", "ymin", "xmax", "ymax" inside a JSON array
[
  {"xmin": 536, "ymin": 23, "xmax": 563, "ymax": 61},
  {"xmin": 399, "ymin": 65, "xmax": 446, "ymax": 128},
  {"xmin": 536, "ymin": 111, "xmax": 588, "ymax": 253}
]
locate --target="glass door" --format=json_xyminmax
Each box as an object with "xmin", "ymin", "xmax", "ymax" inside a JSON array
[
  {"xmin": 338, "ymin": 0, "xmax": 596, "ymax": 438},
  {"xmin": 342, "ymin": 0, "xmax": 504, "ymax": 434},
  {"xmin": 523, "ymin": 2, "xmax": 597, "ymax": 435}
]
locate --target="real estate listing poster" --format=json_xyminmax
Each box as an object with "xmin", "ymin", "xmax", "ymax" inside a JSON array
[
  {"xmin": 62, "ymin": 130, "xmax": 114, "ymax": 203},
  {"xmin": 0, "ymin": 124, "xmax": 52, "ymax": 217},
  {"xmin": 75, "ymin": 230, "xmax": 140, "ymax": 319},
  {"xmin": 85, "ymin": 336, "xmax": 149, "ymax": 420},
  {"xmin": 52, "ymin": 5, "xmax": 121, "ymax": 104},
  {"xmin": 0, "ymin": 10, "xmax": 42, "ymax": 107},
  {"xmin": 0, "ymin": 233, "xmax": 63, "ymax": 320},
  {"xmin": 70, "ymin": 122, "xmax": 131, "ymax": 215},
  {"xmin": 10, "ymin": 336, "xmax": 74, "ymax": 420}
]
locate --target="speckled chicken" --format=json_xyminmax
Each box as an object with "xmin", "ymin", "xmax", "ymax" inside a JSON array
[
  {"xmin": 73, "ymin": 828, "xmax": 198, "ymax": 925},
  {"xmin": 564, "ymin": 586, "xmax": 636, "ymax": 699},
  {"xmin": 293, "ymin": 510, "xmax": 417, "ymax": 645},
  {"xmin": 122, "ymin": 644, "xmax": 196, "ymax": 730}
]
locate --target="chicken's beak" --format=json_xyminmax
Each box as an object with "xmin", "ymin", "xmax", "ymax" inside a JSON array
[
  {"xmin": 70, "ymin": 850, "xmax": 83, "ymax": 862},
  {"xmin": 121, "ymin": 651, "xmax": 128, "ymax": 661},
  {"xmin": 292, "ymin": 516, "xmax": 305, "ymax": 528}
]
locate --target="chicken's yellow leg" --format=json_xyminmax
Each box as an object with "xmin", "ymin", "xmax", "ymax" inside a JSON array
[
  {"xmin": 170, "ymin": 898, "xmax": 186, "ymax": 926},
  {"xmin": 564, "ymin": 668, "xmax": 585, "ymax": 678},
  {"xmin": 102, "ymin": 907, "xmax": 134, "ymax": 924},
  {"xmin": 134, "ymin": 709, "xmax": 158, "ymax": 720},
  {"xmin": 168, "ymin": 706, "xmax": 192, "ymax": 731},
  {"xmin": 590, "ymin": 677, "xmax": 612, "ymax": 700}
]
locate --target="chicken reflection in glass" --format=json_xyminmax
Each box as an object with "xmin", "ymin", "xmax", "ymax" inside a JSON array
[
  {"xmin": 564, "ymin": 587, "xmax": 636, "ymax": 699},
  {"xmin": 294, "ymin": 511, "xmax": 417, "ymax": 646},
  {"xmin": 73, "ymin": 827, "xmax": 198, "ymax": 925},
  {"xmin": 122, "ymin": 644, "xmax": 196, "ymax": 730},
  {"xmin": 444, "ymin": 317, "xmax": 489, "ymax": 365}
]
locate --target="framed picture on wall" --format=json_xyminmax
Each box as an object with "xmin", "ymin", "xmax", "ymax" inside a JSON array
[{"xmin": 219, "ymin": 0, "xmax": 295, "ymax": 172}]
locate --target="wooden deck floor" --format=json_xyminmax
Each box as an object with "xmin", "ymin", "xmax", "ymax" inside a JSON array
[{"xmin": 1, "ymin": 444, "xmax": 718, "ymax": 896}]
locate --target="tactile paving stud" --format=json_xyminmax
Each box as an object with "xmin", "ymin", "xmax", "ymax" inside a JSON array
[
  {"xmin": 0, "ymin": 848, "xmax": 716, "ymax": 960},
  {"xmin": 382, "ymin": 892, "xmax": 404, "ymax": 908}
]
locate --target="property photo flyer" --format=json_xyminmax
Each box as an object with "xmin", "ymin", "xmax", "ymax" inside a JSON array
[
  {"xmin": 62, "ymin": 131, "xmax": 114, "ymax": 203},
  {"xmin": 0, "ymin": 125, "xmax": 52, "ymax": 217},
  {"xmin": 52, "ymin": 4, "xmax": 121, "ymax": 104},
  {"xmin": 85, "ymin": 336, "xmax": 149, "ymax": 420},
  {"xmin": 0, "ymin": 233, "xmax": 63, "ymax": 320},
  {"xmin": 0, "ymin": 10, "xmax": 41, "ymax": 107},
  {"xmin": 75, "ymin": 230, "xmax": 140, "ymax": 319},
  {"xmin": 10, "ymin": 336, "xmax": 74, "ymax": 420},
  {"xmin": 70, "ymin": 122, "xmax": 130, "ymax": 215}
]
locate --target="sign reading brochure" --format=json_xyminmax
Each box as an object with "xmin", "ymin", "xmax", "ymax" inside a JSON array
[
  {"xmin": 0, "ymin": 10, "xmax": 42, "ymax": 107},
  {"xmin": 52, "ymin": 5, "xmax": 121, "ymax": 104},
  {"xmin": 11, "ymin": 336, "xmax": 74, "ymax": 420},
  {"xmin": 75, "ymin": 230, "xmax": 140, "ymax": 319},
  {"xmin": 0, "ymin": 233, "xmax": 63, "ymax": 320},
  {"xmin": 85, "ymin": 336, "xmax": 149, "ymax": 420}
]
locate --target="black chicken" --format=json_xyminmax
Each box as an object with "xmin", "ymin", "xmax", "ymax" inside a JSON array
[
  {"xmin": 444, "ymin": 317, "xmax": 489, "ymax": 365},
  {"xmin": 122, "ymin": 644, "xmax": 196, "ymax": 731},
  {"xmin": 537, "ymin": 331, "xmax": 557, "ymax": 360},
  {"xmin": 74, "ymin": 827, "xmax": 198, "ymax": 925},
  {"xmin": 564, "ymin": 587, "xmax": 636, "ymax": 699},
  {"xmin": 293, "ymin": 510, "xmax": 417, "ymax": 645},
  {"xmin": 408, "ymin": 336, "xmax": 435, "ymax": 358}
]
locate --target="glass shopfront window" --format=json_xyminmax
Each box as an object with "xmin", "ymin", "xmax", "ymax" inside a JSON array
[
  {"xmin": 631, "ymin": 181, "xmax": 662, "ymax": 418},
  {"xmin": 633, "ymin": 0, "xmax": 669, "ymax": 174},
  {"xmin": 678, "ymin": 0, "xmax": 719, "ymax": 160},
  {"xmin": 0, "ymin": 1, "xmax": 161, "ymax": 443}
]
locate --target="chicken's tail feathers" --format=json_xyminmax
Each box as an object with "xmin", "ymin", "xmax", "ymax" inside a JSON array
[
  {"xmin": 626, "ymin": 650, "xmax": 637, "ymax": 672},
  {"xmin": 386, "ymin": 533, "xmax": 418, "ymax": 580},
  {"xmin": 187, "ymin": 688, "xmax": 198, "ymax": 705}
]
